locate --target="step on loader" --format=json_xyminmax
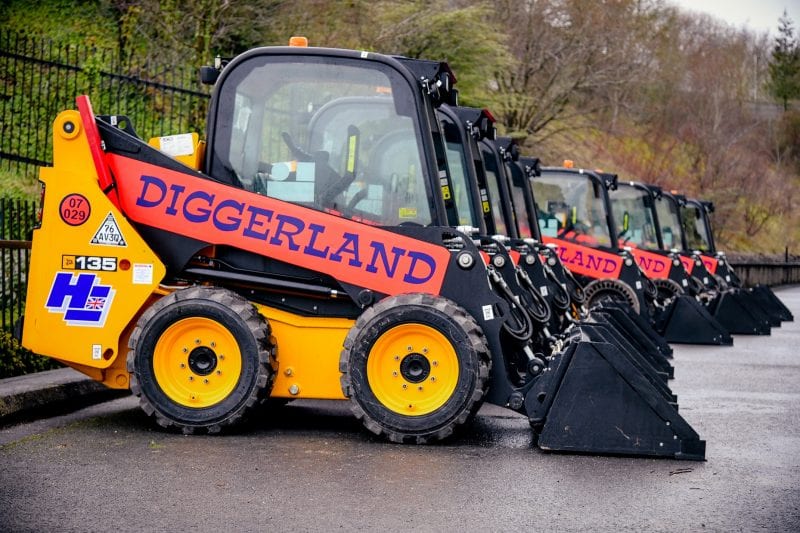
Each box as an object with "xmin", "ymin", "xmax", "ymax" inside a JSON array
[{"xmin": 19, "ymin": 42, "xmax": 704, "ymax": 459}]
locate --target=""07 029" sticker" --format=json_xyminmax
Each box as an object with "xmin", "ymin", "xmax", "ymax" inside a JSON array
[{"xmin": 59, "ymin": 194, "xmax": 91, "ymax": 226}]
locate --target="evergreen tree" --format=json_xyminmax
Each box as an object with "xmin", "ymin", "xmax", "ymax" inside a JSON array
[{"xmin": 768, "ymin": 10, "xmax": 800, "ymax": 111}]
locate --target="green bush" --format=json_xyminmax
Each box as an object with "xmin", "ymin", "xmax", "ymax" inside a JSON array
[{"xmin": 0, "ymin": 331, "xmax": 61, "ymax": 378}]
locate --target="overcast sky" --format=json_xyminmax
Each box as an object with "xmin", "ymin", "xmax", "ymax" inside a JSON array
[{"xmin": 671, "ymin": 0, "xmax": 800, "ymax": 37}]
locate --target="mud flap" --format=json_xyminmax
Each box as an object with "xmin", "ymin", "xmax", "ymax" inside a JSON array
[
  {"xmin": 526, "ymin": 340, "xmax": 705, "ymax": 460},
  {"xmin": 710, "ymin": 292, "xmax": 770, "ymax": 335},
  {"xmin": 750, "ymin": 285, "xmax": 793, "ymax": 322},
  {"xmin": 659, "ymin": 295, "xmax": 733, "ymax": 345}
]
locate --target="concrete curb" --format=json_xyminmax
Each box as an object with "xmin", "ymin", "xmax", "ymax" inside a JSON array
[{"xmin": 0, "ymin": 367, "xmax": 129, "ymax": 426}]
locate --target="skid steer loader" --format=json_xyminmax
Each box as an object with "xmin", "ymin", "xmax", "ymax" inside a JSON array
[
  {"xmin": 434, "ymin": 113, "xmax": 678, "ymax": 400},
  {"xmin": 681, "ymin": 198, "xmax": 792, "ymax": 324},
  {"xmin": 531, "ymin": 166, "xmax": 731, "ymax": 345},
  {"xmin": 606, "ymin": 181, "xmax": 737, "ymax": 342},
  {"xmin": 19, "ymin": 42, "xmax": 704, "ymax": 458},
  {"xmin": 475, "ymin": 135, "xmax": 677, "ymax": 378},
  {"xmin": 654, "ymin": 190, "xmax": 776, "ymax": 334}
]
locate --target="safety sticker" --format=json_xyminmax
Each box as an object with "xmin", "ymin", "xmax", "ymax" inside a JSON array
[
  {"xmin": 91, "ymin": 212, "xmax": 127, "ymax": 247},
  {"xmin": 92, "ymin": 344, "xmax": 102, "ymax": 360},
  {"xmin": 540, "ymin": 286, "xmax": 549, "ymax": 297},
  {"xmin": 45, "ymin": 272, "xmax": 115, "ymax": 327},
  {"xmin": 158, "ymin": 133, "xmax": 194, "ymax": 157},
  {"xmin": 398, "ymin": 207, "xmax": 418, "ymax": 219},
  {"xmin": 59, "ymin": 194, "xmax": 91, "ymax": 226},
  {"xmin": 482, "ymin": 304, "xmax": 495, "ymax": 321},
  {"xmin": 132, "ymin": 263, "xmax": 154, "ymax": 285}
]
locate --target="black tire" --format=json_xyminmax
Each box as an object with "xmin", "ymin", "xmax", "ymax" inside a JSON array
[
  {"xmin": 339, "ymin": 293, "xmax": 491, "ymax": 444},
  {"xmin": 127, "ymin": 286, "xmax": 276, "ymax": 434},
  {"xmin": 653, "ymin": 278, "xmax": 684, "ymax": 303},
  {"xmin": 583, "ymin": 278, "xmax": 641, "ymax": 314}
]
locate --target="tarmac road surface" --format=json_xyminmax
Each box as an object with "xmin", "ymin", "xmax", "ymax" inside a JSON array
[{"xmin": 1, "ymin": 286, "xmax": 799, "ymax": 532}]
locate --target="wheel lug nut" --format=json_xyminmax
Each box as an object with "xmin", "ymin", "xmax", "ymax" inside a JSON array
[
  {"xmin": 195, "ymin": 339, "xmax": 201, "ymax": 345},
  {"xmin": 402, "ymin": 384, "xmax": 407, "ymax": 389},
  {"xmin": 180, "ymin": 363, "xmax": 186, "ymax": 368},
  {"xmin": 188, "ymin": 376, "xmax": 194, "ymax": 381},
  {"xmin": 203, "ymin": 379, "xmax": 209, "ymax": 384},
  {"xmin": 418, "ymin": 386, "xmax": 423, "ymax": 391},
  {"xmin": 182, "ymin": 347, "xmax": 188, "ymax": 353},
  {"xmin": 392, "ymin": 371, "xmax": 398, "ymax": 377},
  {"xmin": 216, "ymin": 370, "xmax": 222, "ymax": 375},
  {"xmin": 430, "ymin": 376, "xmax": 436, "ymax": 382},
  {"xmin": 210, "ymin": 341, "xmax": 216, "ymax": 348}
]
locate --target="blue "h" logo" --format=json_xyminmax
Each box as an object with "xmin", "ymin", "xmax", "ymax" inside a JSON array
[{"xmin": 45, "ymin": 272, "xmax": 115, "ymax": 327}]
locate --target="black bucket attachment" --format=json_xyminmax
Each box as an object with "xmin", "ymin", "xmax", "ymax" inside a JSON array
[
  {"xmin": 583, "ymin": 318, "xmax": 673, "ymax": 382},
  {"xmin": 709, "ymin": 291, "xmax": 771, "ymax": 335},
  {"xmin": 526, "ymin": 338, "xmax": 705, "ymax": 460},
  {"xmin": 732, "ymin": 290, "xmax": 780, "ymax": 328},
  {"xmin": 750, "ymin": 285, "xmax": 794, "ymax": 322},
  {"xmin": 658, "ymin": 295, "xmax": 733, "ymax": 345},
  {"xmin": 580, "ymin": 323, "xmax": 676, "ymax": 406},
  {"xmin": 592, "ymin": 302, "xmax": 673, "ymax": 358}
]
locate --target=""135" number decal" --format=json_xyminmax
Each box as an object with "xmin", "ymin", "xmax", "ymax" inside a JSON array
[{"xmin": 62, "ymin": 255, "xmax": 118, "ymax": 271}]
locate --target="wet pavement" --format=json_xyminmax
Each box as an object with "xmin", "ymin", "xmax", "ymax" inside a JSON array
[{"xmin": 1, "ymin": 286, "xmax": 799, "ymax": 532}]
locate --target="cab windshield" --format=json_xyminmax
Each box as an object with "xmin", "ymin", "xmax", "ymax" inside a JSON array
[
  {"xmin": 681, "ymin": 204, "xmax": 712, "ymax": 252},
  {"xmin": 439, "ymin": 115, "xmax": 480, "ymax": 227},
  {"xmin": 610, "ymin": 184, "xmax": 658, "ymax": 249},
  {"xmin": 211, "ymin": 55, "xmax": 432, "ymax": 226},
  {"xmin": 505, "ymin": 163, "xmax": 533, "ymax": 239},
  {"xmin": 479, "ymin": 144, "xmax": 508, "ymax": 236},
  {"xmin": 531, "ymin": 172, "xmax": 612, "ymax": 247},
  {"xmin": 654, "ymin": 195, "xmax": 683, "ymax": 251}
]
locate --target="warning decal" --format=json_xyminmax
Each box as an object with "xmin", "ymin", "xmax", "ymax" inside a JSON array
[{"xmin": 91, "ymin": 212, "xmax": 127, "ymax": 247}]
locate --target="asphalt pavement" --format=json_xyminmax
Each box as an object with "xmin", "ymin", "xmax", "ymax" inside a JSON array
[{"xmin": 1, "ymin": 285, "xmax": 799, "ymax": 532}]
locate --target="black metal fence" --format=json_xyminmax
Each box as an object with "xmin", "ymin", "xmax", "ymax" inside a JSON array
[
  {"xmin": 0, "ymin": 30, "xmax": 211, "ymax": 180},
  {"xmin": 0, "ymin": 198, "xmax": 37, "ymax": 332},
  {"xmin": 0, "ymin": 30, "xmax": 211, "ymax": 332}
]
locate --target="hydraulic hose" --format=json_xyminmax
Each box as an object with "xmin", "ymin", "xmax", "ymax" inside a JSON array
[
  {"xmin": 488, "ymin": 267, "xmax": 535, "ymax": 343},
  {"xmin": 516, "ymin": 268, "xmax": 552, "ymax": 325},
  {"xmin": 543, "ymin": 264, "xmax": 571, "ymax": 313}
]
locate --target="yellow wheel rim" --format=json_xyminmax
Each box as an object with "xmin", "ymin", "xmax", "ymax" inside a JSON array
[
  {"xmin": 152, "ymin": 317, "xmax": 242, "ymax": 408},
  {"xmin": 366, "ymin": 323, "xmax": 459, "ymax": 416}
]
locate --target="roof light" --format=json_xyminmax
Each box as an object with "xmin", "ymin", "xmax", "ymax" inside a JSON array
[
  {"xmin": 563, "ymin": 159, "xmax": 574, "ymax": 168},
  {"xmin": 289, "ymin": 36, "xmax": 308, "ymax": 47}
]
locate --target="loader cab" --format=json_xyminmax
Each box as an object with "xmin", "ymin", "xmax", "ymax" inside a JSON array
[
  {"xmin": 681, "ymin": 199, "xmax": 714, "ymax": 253},
  {"xmin": 493, "ymin": 138, "xmax": 541, "ymax": 241},
  {"xmin": 204, "ymin": 47, "xmax": 451, "ymax": 228},
  {"xmin": 651, "ymin": 189, "xmax": 688, "ymax": 252},
  {"xmin": 532, "ymin": 168, "xmax": 616, "ymax": 250},
  {"xmin": 609, "ymin": 182, "xmax": 660, "ymax": 251},
  {"xmin": 435, "ymin": 105, "xmax": 489, "ymax": 230}
]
